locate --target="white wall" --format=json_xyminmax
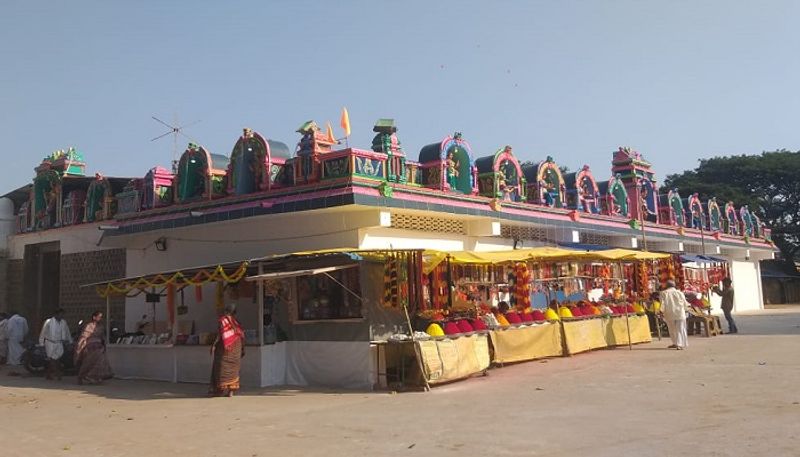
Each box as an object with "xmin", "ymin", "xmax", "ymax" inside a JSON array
[
  {"xmin": 8, "ymin": 222, "xmax": 111, "ymax": 259},
  {"xmin": 0, "ymin": 197, "xmax": 15, "ymax": 256},
  {"xmin": 730, "ymin": 260, "xmax": 763, "ymax": 312},
  {"xmin": 358, "ymin": 226, "xmax": 515, "ymax": 252}
]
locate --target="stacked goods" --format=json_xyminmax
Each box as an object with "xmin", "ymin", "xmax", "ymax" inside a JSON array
[
  {"xmin": 558, "ymin": 306, "xmax": 574, "ymax": 318},
  {"xmin": 443, "ymin": 322, "xmax": 461, "ymax": 335},
  {"xmin": 545, "ymin": 308, "xmax": 560, "ymax": 321},
  {"xmin": 531, "ymin": 309, "xmax": 546, "ymax": 322},
  {"xmin": 456, "ymin": 319, "xmax": 474, "ymax": 333},
  {"xmin": 426, "ymin": 323, "xmax": 445, "ymax": 337},
  {"xmin": 470, "ymin": 318, "xmax": 488, "ymax": 331}
]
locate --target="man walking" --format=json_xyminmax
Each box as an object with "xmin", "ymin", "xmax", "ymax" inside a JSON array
[
  {"xmin": 7, "ymin": 311, "xmax": 29, "ymax": 366},
  {"xmin": 659, "ymin": 280, "xmax": 690, "ymax": 350},
  {"xmin": 713, "ymin": 278, "xmax": 738, "ymax": 334},
  {"xmin": 39, "ymin": 309, "xmax": 72, "ymax": 380}
]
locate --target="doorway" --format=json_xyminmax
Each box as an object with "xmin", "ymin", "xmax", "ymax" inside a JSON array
[{"xmin": 22, "ymin": 241, "xmax": 61, "ymax": 337}]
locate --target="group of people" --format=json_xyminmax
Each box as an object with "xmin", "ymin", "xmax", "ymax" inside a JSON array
[
  {"xmin": 1, "ymin": 304, "xmax": 247, "ymax": 398},
  {"xmin": 659, "ymin": 277, "xmax": 737, "ymax": 350},
  {"xmin": 0, "ymin": 308, "xmax": 113, "ymax": 384}
]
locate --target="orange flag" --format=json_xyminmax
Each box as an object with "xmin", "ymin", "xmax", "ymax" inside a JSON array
[
  {"xmin": 340, "ymin": 107, "xmax": 351, "ymax": 137},
  {"xmin": 326, "ymin": 121, "xmax": 336, "ymax": 143}
]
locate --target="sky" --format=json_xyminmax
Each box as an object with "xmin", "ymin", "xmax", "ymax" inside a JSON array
[{"xmin": 1, "ymin": 0, "xmax": 798, "ymax": 191}]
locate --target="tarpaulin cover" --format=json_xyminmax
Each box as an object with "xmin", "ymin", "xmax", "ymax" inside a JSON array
[
  {"xmin": 604, "ymin": 315, "xmax": 652, "ymax": 346},
  {"xmin": 416, "ymin": 334, "xmax": 490, "ymax": 384},
  {"xmin": 489, "ymin": 323, "xmax": 563, "ymax": 364},
  {"xmin": 562, "ymin": 318, "xmax": 609, "ymax": 355}
]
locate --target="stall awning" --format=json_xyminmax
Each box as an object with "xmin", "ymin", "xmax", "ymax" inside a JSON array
[
  {"xmin": 680, "ymin": 254, "xmax": 728, "ymax": 264},
  {"xmin": 422, "ymin": 247, "xmax": 671, "ymax": 272},
  {"xmin": 245, "ymin": 264, "xmax": 358, "ymax": 282}
]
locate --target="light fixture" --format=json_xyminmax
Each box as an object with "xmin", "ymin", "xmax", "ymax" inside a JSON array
[
  {"xmin": 98, "ymin": 225, "xmax": 119, "ymax": 231},
  {"xmin": 190, "ymin": 211, "xmax": 204, "ymax": 217},
  {"xmin": 154, "ymin": 237, "xmax": 168, "ymax": 252}
]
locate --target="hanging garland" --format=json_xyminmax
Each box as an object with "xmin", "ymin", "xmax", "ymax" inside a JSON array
[{"xmin": 95, "ymin": 262, "xmax": 250, "ymax": 297}]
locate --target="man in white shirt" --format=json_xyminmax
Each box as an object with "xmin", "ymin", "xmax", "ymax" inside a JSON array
[
  {"xmin": 0, "ymin": 312, "xmax": 9, "ymax": 364},
  {"xmin": 659, "ymin": 280, "xmax": 690, "ymax": 350},
  {"xmin": 39, "ymin": 309, "xmax": 71, "ymax": 380},
  {"xmin": 7, "ymin": 311, "xmax": 29, "ymax": 366}
]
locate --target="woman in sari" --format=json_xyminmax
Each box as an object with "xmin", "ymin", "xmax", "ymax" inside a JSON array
[
  {"xmin": 209, "ymin": 305, "xmax": 245, "ymax": 397},
  {"xmin": 74, "ymin": 311, "xmax": 114, "ymax": 385}
]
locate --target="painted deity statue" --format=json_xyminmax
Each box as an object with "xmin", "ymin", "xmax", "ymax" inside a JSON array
[
  {"xmin": 497, "ymin": 174, "xmax": 512, "ymax": 201},
  {"xmin": 446, "ymin": 150, "xmax": 460, "ymax": 190},
  {"xmin": 690, "ymin": 193, "xmax": 703, "ymax": 229}
]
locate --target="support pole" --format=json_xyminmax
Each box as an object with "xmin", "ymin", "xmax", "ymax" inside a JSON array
[
  {"xmin": 105, "ymin": 295, "xmax": 111, "ymax": 343},
  {"xmin": 257, "ymin": 262, "xmax": 264, "ymax": 346},
  {"xmin": 621, "ymin": 262, "xmax": 633, "ymax": 351}
]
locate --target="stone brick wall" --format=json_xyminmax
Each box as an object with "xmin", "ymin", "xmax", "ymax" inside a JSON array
[
  {"xmin": 60, "ymin": 249, "xmax": 126, "ymax": 328},
  {"xmin": 3, "ymin": 259, "xmax": 24, "ymax": 313}
]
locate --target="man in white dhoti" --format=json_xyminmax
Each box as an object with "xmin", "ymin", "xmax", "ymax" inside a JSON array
[
  {"xmin": 39, "ymin": 309, "xmax": 72, "ymax": 379},
  {"xmin": 659, "ymin": 280, "xmax": 690, "ymax": 350},
  {"xmin": 0, "ymin": 312, "xmax": 9, "ymax": 364},
  {"xmin": 7, "ymin": 311, "xmax": 29, "ymax": 365}
]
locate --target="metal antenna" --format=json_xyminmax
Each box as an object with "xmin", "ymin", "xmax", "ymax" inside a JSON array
[{"xmin": 150, "ymin": 115, "xmax": 201, "ymax": 172}]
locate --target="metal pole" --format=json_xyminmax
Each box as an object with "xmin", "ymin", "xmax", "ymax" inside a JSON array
[
  {"xmin": 105, "ymin": 295, "xmax": 111, "ymax": 342},
  {"xmin": 621, "ymin": 262, "xmax": 632, "ymax": 351},
  {"xmin": 257, "ymin": 262, "xmax": 264, "ymax": 346}
]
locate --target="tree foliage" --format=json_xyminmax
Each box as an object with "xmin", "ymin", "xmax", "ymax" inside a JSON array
[{"xmin": 663, "ymin": 150, "xmax": 800, "ymax": 262}]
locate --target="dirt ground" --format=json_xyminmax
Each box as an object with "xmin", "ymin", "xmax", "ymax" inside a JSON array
[{"xmin": 2, "ymin": 308, "xmax": 799, "ymax": 457}]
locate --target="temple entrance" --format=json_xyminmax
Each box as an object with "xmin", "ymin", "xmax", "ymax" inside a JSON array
[{"xmin": 22, "ymin": 241, "xmax": 61, "ymax": 336}]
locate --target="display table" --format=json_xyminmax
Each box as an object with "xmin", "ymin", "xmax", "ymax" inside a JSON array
[
  {"xmin": 561, "ymin": 317, "xmax": 608, "ymax": 355},
  {"xmin": 383, "ymin": 333, "xmax": 491, "ymax": 387},
  {"xmin": 489, "ymin": 323, "xmax": 563, "ymax": 364},
  {"xmin": 604, "ymin": 315, "xmax": 652, "ymax": 346}
]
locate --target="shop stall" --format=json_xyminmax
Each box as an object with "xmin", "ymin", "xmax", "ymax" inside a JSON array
[{"xmin": 86, "ymin": 247, "xmax": 670, "ymax": 391}]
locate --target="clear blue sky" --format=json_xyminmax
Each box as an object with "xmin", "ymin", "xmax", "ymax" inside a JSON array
[{"xmin": 1, "ymin": 1, "xmax": 798, "ymax": 190}]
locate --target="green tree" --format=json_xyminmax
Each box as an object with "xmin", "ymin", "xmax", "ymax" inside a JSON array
[{"xmin": 663, "ymin": 150, "xmax": 800, "ymax": 263}]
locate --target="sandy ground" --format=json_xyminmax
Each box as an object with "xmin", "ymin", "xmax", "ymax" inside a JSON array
[{"xmin": 2, "ymin": 308, "xmax": 799, "ymax": 457}]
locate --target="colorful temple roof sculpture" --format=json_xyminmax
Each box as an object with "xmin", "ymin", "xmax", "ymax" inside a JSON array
[
  {"xmin": 418, "ymin": 132, "xmax": 477, "ymax": 194},
  {"xmin": 563, "ymin": 165, "xmax": 600, "ymax": 214},
  {"xmin": 522, "ymin": 156, "xmax": 566, "ymax": 208},
  {"xmin": 2, "ymin": 122, "xmax": 774, "ymax": 252},
  {"xmin": 474, "ymin": 146, "xmax": 526, "ymax": 202},
  {"xmin": 597, "ymin": 174, "xmax": 629, "ymax": 218},
  {"xmin": 227, "ymin": 128, "xmax": 292, "ymax": 195}
]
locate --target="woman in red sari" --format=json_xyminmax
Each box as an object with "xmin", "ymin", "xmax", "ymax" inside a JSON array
[
  {"xmin": 75, "ymin": 311, "xmax": 114, "ymax": 385},
  {"xmin": 209, "ymin": 305, "xmax": 245, "ymax": 397}
]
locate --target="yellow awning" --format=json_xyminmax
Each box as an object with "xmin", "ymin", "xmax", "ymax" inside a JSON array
[{"xmin": 421, "ymin": 247, "xmax": 669, "ymax": 272}]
